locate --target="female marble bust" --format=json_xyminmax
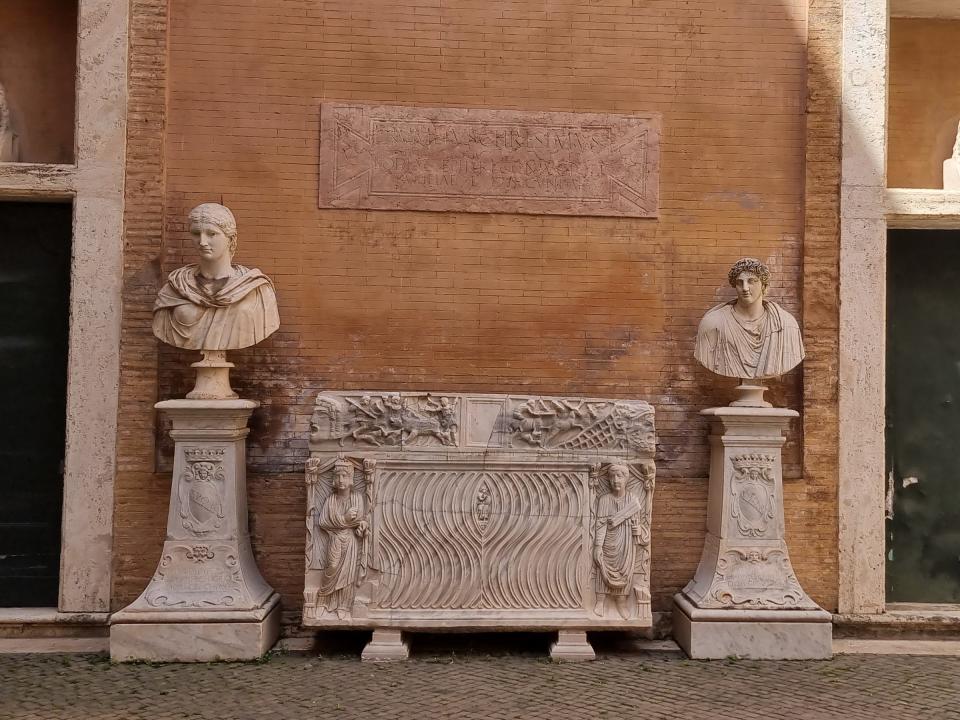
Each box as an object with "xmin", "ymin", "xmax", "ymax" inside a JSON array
[
  {"xmin": 695, "ymin": 258, "xmax": 804, "ymax": 404},
  {"xmin": 153, "ymin": 203, "xmax": 279, "ymax": 351}
]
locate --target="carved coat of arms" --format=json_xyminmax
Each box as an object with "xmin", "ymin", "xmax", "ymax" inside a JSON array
[{"xmin": 178, "ymin": 448, "xmax": 226, "ymax": 535}]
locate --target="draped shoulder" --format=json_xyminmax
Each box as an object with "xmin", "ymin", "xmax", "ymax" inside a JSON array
[{"xmin": 153, "ymin": 263, "xmax": 280, "ymax": 350}]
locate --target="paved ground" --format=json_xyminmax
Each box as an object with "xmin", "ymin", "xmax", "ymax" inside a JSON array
[{"xmin": 2, "ymin": 634, "xmax": 959, "ymax": 720}]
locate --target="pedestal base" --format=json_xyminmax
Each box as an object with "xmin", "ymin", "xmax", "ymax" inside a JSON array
[
  {"xmin": 673, "ymin": 594, "xmax": 832, "ymax": 660},
  {"xmin": 187, "ymin": 350, "xmax": 238, "ymax": 400},
  {"xmin": 111, "ymin": 398, "xmax": 280, "ymax": 663},
  {"xmin": 730, "ymin": 382, "xmax": 771, "ymax": 408},
  {"xmin": 549, "ymin": 631, "xmax": 596, "ymax": 662},
  {"xmin": 361, "ymin": 629, "xmax": 410, "ymax": 662},
  {"xmin": 110, "ymin": 595, "xmax": 281, "ymax": 662}
]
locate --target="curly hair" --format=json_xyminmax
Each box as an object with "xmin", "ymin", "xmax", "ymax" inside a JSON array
[
  {"xmin": 727, "ymin": 257, "xmax": 770, "ymax": 290},
  {"xmin": 188, "ymin": 203, "xmax": 238, "ymax": 256}
]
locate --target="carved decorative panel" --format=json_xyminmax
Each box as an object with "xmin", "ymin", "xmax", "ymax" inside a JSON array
[
  {"xmin": 375, "ymin": 467, "xmax": 585, "ymax": 611},
  {"xmin": 144, "ymin": 542, "xmax": 243, "ymax": 609},
  {"xmin": 318, "ymin": 103, "xmax": 660, "ymax": 218},
  {"xmin": 178, "ymin": 447, "xmax": 226, "ymax": 535},
  {"xmin": 304, "ymin": 392, "xmax": 656, "ymax": 630},
  {"xmin": 709, "ymin": 549, "xmax": 808, "ymax": 609},
  {"xmin": 729, "ymin": 453, "xmax": 776, "ymax": 538}
]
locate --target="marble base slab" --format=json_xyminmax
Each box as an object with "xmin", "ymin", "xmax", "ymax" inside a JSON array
[
  {"xmin": 361, "ymin": 629, "xmax": 410, "ymax": 662},
  {"xmin": 673, "ymin": 594, "xmax": 832, "ymax": 660},
  {"xmin": 110, "ymin": 596, "xmax": 280, "ymax": 662},
  {"xmin": 549, "ymin": 631, "xmax": 596, "ymax": 662}
]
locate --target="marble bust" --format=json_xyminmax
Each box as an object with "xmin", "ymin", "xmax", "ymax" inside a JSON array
[
  {"xmin": 153, "ymin": 203, "xmax": 279, "ymax": 398},
  {"xmin": 695, "ymin": 258, "xmax": 804, "ymax": 405},
  {"xmin": 0, "ymin": 83, "xmax": 21, "ymax": 163},
  {"xmin": 944, "ymin": 121, "xmax": 960, "ymax": 191}
]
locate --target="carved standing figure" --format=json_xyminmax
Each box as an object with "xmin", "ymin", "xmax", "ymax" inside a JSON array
[
  {"xmin": 311, "ymin": 458, "xmax": 370, "ymax": 619},
  {"xmin": 0, "ymin": 83, "xmax": 21, "ymax": 163},
  {"xmin": 593, "ymin": 463, "xmax": 645, "ymax": 619},
  {"xmin": 944, "ymin": 121, "xmax": 960, "ymax": 191},
  {"xmin": 694, "ymin": 258, "xmax": 804, "ymax": 406},
  {"xmin": 153, "ymin": 203, "xmax": 280, "ymax": 398}
]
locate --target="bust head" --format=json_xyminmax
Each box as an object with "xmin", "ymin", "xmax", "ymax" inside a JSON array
[
  {"xmin": 727, "ymin": 257, "xmax": 769, "ymax": 312},
  {"xmin": 607, "ymin": 464, "xmax": 629, "ymax": 496},
  {"xmin": 189, "ymin": 203, "xmax": 238, "ymax": 265},
  {"xmin": 332, "ymin": 458, "xmax": 355, "ymax": 493}
]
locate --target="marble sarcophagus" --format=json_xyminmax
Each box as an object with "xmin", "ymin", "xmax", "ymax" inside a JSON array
[{"xmin": 303, "ymin": 391, "xmax": 656, "ymax": 649}]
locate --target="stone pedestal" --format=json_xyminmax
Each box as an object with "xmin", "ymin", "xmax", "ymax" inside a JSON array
[
  {"xmin": 549, "ymin": 631, "xmax": 596, "ymax": 662},
  {"xmin": 674, "ymin": 407, "xmax": 832, "ymax": 660},
  {"xmin": 361, "ymin": 630, "xmax": 410, "ymax": 662},
  {"xmin": 110, "ymin": 399, "xmax": 280, "ymax": 662}
]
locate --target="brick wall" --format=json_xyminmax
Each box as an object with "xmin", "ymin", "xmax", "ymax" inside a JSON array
[
  {"xmin": 113, "ymin": 0, "xmax": 169, "ymax": 605},
  {"xmin": 889, "ymin": 18, "xmax": 960, "ymax": 189},
  {"xmin": 115, "ymin": 0, "xmax": 842, "ymax": 615},
  {"xmin": 798, "ymin": 0, "xmax": 841, "ymax": 612}
]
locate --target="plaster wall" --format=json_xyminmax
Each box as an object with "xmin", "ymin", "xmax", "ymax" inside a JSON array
[
  {"xmin": 0, "ymin": 0, "xmax": 77, "ymax": 164},
  {"xmin": 114, "ymin": 0, "xmax": 842, "ymax": 618},
  {"xmin": 888, "ymin": 19, "xmax": 960, "ymax": 189}
]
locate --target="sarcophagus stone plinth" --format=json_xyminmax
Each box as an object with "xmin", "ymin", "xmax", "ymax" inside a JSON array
[{"xmin": 304, "ymin": 391, "xmax": 656, "ymax": 659}]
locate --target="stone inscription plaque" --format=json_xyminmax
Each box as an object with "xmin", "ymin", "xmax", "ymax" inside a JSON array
[{"xmin": 319, "ymin": 103, "xmax": 660, "ymax": 218}]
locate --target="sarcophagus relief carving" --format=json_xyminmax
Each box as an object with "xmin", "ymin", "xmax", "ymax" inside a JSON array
[{"xmin": 304, "ymin": 392, "xmax": 656, "ymax": 631}]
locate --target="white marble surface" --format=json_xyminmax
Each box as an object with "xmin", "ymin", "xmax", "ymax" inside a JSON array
[
  {"xmin": 682, "ymin": 408, "xmax": 820, "ymax": 613},
  {"xmin": 153, "ymin": 204, "xmax": 280, "ymax": 353},
  {"xmin": 549, "ymin": 631, "xmax": 597, "ymax": 662},
  {"xmin": 304, "ymin": 391, "xmax": 657, "ymax": 635},
  {"xmin": 673, "ymin": 595, "xmax": 832, "ymax": 660},
  {"xmin": 111, "ymin": 399, "xmax": 279, "ymax": 661},
  {"xmin": 944, "ymin": 159, "xmax": 960, "ymax": 191},
  {"xmin": 694, "ymin": 258, "xmax": 804, "ymax": 390},
  {"xmin": 361, "ymin": 630, "xmax": 410, "ymax": 662},
  {"xmin": 676, "ymin": 407, "xmax": 831, "ymax": 660},
  {"xmin": 110, "ymin": 602, "xmax": 280, "ymax": 662}
]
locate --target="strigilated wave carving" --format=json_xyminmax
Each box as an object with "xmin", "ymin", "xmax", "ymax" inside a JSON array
[
  {"xmin": 376, "ymin": 468, "xmax": 584, "ymax": 610},
  {"xmin": 482, "ymin": 470, "xmax": 583, "ymax": 609},
  {"xmin": 377, "ymin": 470, "xmax": 482, "ymax": 609}
]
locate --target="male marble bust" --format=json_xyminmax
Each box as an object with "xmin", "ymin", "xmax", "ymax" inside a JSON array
[
  {"xmin": 694, "ymin": 257, "xmax": 804, "ymax": 383},
  {"xmin": 153, "ymin": 203, "xmax": 279, "ymax": 351}
]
